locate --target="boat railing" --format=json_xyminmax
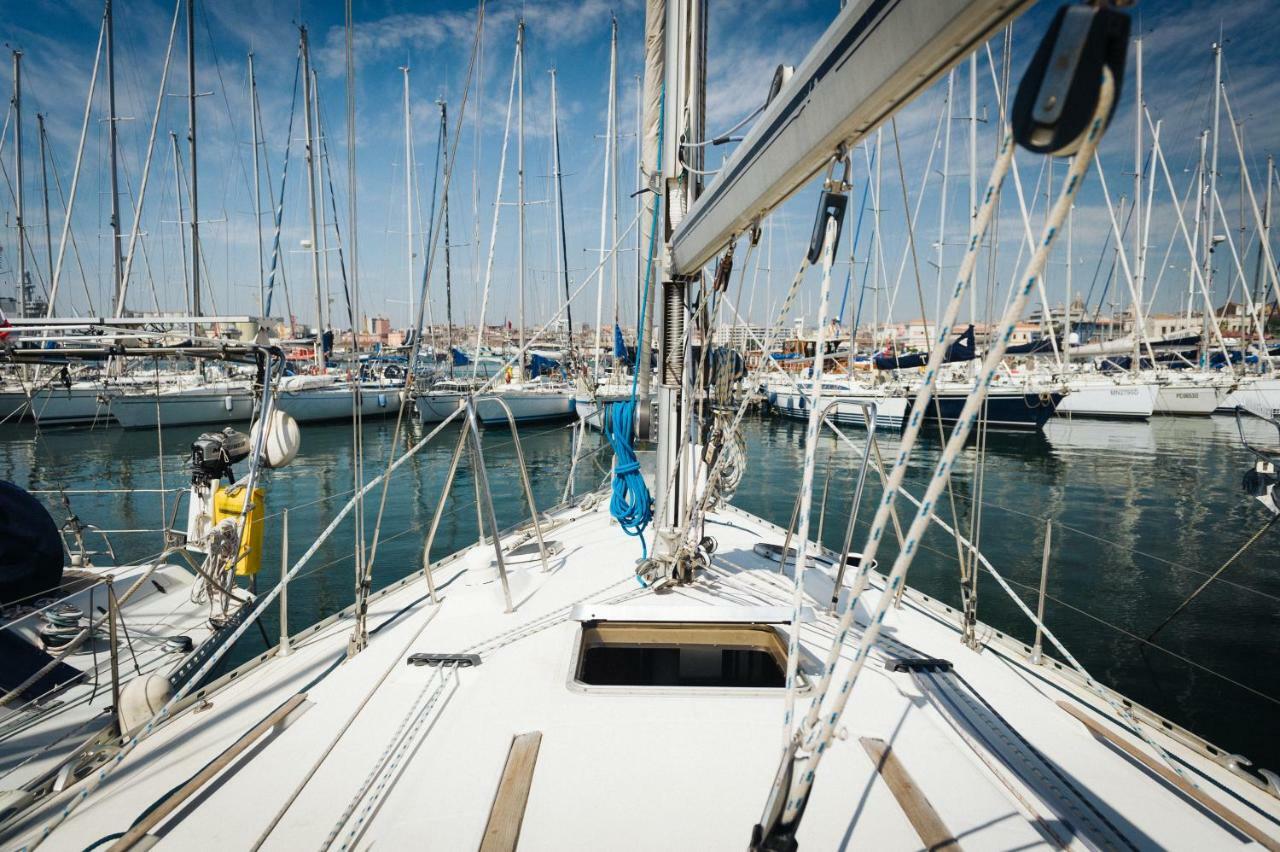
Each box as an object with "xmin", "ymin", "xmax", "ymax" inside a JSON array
[{"xmin": 420, "ymin": 396, "xmax": 551, "ymax": 613}]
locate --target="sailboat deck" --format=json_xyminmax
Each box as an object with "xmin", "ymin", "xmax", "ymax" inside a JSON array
[{"xmin": 13, "ymin": 498, "xmax": 1279, "ymax": 850}]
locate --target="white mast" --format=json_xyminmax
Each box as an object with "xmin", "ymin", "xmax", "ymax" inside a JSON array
[
  {"xmin": 609, "ymin": 17, "xmax": 621, "ymax": 333},
  {"xmin": 1205, "ymin": 42, "xmax": 1222, "ymax": 328},
  {"xmin": 933, "ymin": 70, "xmax": 954, "ymax": 340},
  {"xmin": 1132, "ymin": 35, "xmax": 1143, "ymax": 372},
  {"xmin": 249, "ymin": 52, "xmax": 265, "ymax": 316},
  {"xmin": 968, "ymin": 50, "xmax": 977, "ymax": 326},
  {"xmin": 550, "ymin": 70, "xmax": 573, "ymax": 351},
  {"xmin": 301, "ymin": 26, "xmax": 324, "ymax": 369},
  {"xmin": 516, "ymin": 19, "xmax": 526, "ymax": 370},
  {"xmin": 170, "ymin": 132, "xmax": 192, "ymax": 318},
  {"xmin": 593, "ymin": 17, "xmax": 618, "ymax": 380},
  {"xmin": 11, "ymin": 50, "xmax": 26, "ymax": 318},
  {"xmin": 187, "ymin": 0, "xmax": 200, "ymax": 318},
  {"xmin": 402, "ymin": 65, "xmax": 414, "ymax": 337},
  {"xmin": 37, "ymin": 113, "xmax": 53, "ymax": 301}
]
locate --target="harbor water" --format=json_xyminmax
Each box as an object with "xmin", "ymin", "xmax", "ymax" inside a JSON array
[{"xmin": 2, "ymin": 412, "xmax": 1277, "ymax": 772}]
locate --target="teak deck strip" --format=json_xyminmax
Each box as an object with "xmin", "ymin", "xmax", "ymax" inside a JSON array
[
  {"xmin": 479, "ymin": 731, "xmax": 543, "ymax": 852},
  {"xmin": 860, "ymin": 737, "xmax": 962, "ymax": 852}
]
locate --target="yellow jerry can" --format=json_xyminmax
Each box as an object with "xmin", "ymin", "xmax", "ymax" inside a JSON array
[{"xmin": 212, "ymin": 483, "xmax": 266, "ymax": 576}]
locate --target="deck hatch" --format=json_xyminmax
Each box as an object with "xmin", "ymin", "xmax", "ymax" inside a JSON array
[{"xmin": 574, "ymin": 621, "xmax": 792, "ymax": 689}]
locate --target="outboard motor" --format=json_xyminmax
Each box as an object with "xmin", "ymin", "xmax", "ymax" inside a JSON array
[
  {"xmin": 186, "ymin": 428, "xmax": 251, "ymax": 553},
  {"xmin": 190, "ymin": 428, "xmax": 251, "ymax": 486}
]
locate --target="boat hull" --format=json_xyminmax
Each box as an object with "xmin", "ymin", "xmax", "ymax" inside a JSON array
[
  {"xmin": 911, "ymin": 390, "xmax": 1062, "ymax": 432},
  {"xmin": 1220, "ymin": 377, "xmax": 1280, "ymax": 419},
  {"xmin": 110, "ymin": 387, "xmax": 255, "ymax": 428},
  {"xmin": 768, "ymin": 388, "xmax": 908, "ymax": 431},
  {"xmin": 415, "ymin": 391, "xmax": 465, "ymax": 424},
  {"xmin": 476, "ymin": 391, "xmax": 575, "ymax": 426},
  {"xmin": 0, "ymin": 386, "xmax": 116, "ymax": 426},
  {"xmin": 1055, "ymin": 381, "xmax": 1157, "ymax": 420},
  {"xmin": 1153, "ymin": 382, "xmax": 1225, "ymax": 416}
]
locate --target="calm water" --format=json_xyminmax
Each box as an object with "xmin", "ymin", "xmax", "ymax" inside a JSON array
[{"xmin": 2, "ymin": 411, "xmax": 1277, "ymax": 771}]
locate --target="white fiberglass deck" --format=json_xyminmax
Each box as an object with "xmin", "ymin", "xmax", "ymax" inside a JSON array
[{"xmin": 10, "ymin": 497, "xmax": 1279, "ymax": 850}]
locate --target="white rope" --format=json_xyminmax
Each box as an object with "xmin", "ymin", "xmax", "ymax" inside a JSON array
[
  {"xmin": 781, "ymin": 214, "xmax": 840, "ymax": 745},
  {"xmin": 782, "ymin": 71, "xmax": 1142, "ymax": 824}
]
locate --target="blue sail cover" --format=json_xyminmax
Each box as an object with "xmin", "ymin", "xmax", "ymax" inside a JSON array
[
  {"xmin": 875, "ymin": 324, "xmax": 976, "ymax": 371},
  {"xmin": 528, "ymin": 353, "xmax": 563, "ymax": 378},
  {"xmin": 1005, "ymin": 337, "xmax": 1058, "ymax": 355},
  {"xmin": 451, "ymin": 347, "xmax": 472, "ymax": 367}
]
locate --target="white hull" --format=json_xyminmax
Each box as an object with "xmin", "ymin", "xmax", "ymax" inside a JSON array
[
  {"xmin": 415, "ymin": 391, "xmax": 465, "ymax": 424},
  {"xmin": 769, "ymin": 386, "xmax": 908, "ymax": 430},
  {"xmin": 1055, "ymin": 379, "xmax": 1157, "ymax": 420},
  {"xmin": 109, "ymin": 386, "xmax": 255, "ymax": 429},
  {"xmin": 0, "ymin": 386, "xmax": 115, "ymax": 426},
  {"xmin": 278, "ymin": 386, "xmax": 404, "ymax": 423},
  {"xmin": 1153, "ymin": 382, "xmax": 1225, "ymax": 416},
  {"xmin": 1222, "ymin": 377, "xmax": 1280, "ymax": 420},
  {"xmin": 476, "ymin": 389, "xmax": 575, "ymax": 425}
]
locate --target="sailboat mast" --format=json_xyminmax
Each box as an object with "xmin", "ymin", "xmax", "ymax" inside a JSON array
[
  {"xmin": 1205, "ymin": 42, "xmax": 1222, "ymax": 315},
  {"xmin": 104, "ymin": 4, "xmax": 125, "ymax": 314},
  {"xmin": 550, "ymin": 71, "xmax": 573, "ymax": 350},
  {"xmin": 1132, "ymin": 35, "xmax": 1143, "ymax": 372},
  {"xmin": 187, "ymin": 0, "xmax": 200, "ymax": 318},
  {"xmin": 439, "ymin": 100, "xmax": 455, "ymax": 374},
  {"xmin": 37, "ymin": 113, "xmax": 54, "ymax": 302},
  {"xmin": 301, "ymin": 27, "xmax": 324, "ymax": 370},
  {"xmin": 656, "ymin": 0, "xmax": 706, "ymax": 535},
  {"xmin": 593, "ymin": 19, "xmax": 618, "ymax": 380},
  {"xmin": 1255, "ymin": 155, "xmax": 1274, "ymax": 314},
  {"xmin": 11, "ymin": 50, "xmax": 27, "ymax": 318},
  {"xmin": 609, "ymin": 17, "xmax": 620, "ymax": 331},
  {"xmin": 402, "ymin": 65, "xmax": 414, "ymax": 338},
  {"xmin": 968, "ymin": 51, "xmax": 977, "ymax": 326},
  {"xmin": 516, "ymin": 19, "xmax": 526, "ymax": 369},
  {"xmin": 933, "ymin": 70, "xmax": 953, "ymax": 341},
  {"xmin": 170, "ymin": 132, "xmax": 192, "ymax": 317},
  {"xmin": 249, "ymin": 52, "xmax": 265, "ymax": 316}
]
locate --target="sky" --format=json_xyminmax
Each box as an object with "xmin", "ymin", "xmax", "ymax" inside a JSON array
[{"xmin": 1, "ymin": 0, "xmax": 1278, "ymax": 336}]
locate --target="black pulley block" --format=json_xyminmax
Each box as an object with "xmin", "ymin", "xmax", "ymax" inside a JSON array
[
  {"xmin": 1012, "ymin": 4, "xmax": 1130, "ymax": 156},
  {"xmin": 807, "ymin": 190, "xmax": 848, "ymax": 265}
]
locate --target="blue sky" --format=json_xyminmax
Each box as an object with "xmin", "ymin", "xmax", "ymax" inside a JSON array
[{"xmin": 1, "ymin": 0, "xmax": 1278, "ymax": 333}]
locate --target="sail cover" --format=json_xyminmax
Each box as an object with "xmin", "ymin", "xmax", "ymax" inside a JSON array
[
  {"xmin": 875, "ymin": 324, "xmax": 975, "ymax": 371},
  {"xmin": 1005, "ymin": 337, "xmax": 1059, "ymax": 355}
]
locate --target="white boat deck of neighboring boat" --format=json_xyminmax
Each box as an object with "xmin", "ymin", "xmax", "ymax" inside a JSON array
[
  {"xmin": 0, "ymin": 561, "xmax": 223, "ymax": 797},
  {"xmin": 8, "ymin": 496, "xmax": 1278, "ymax": 850}
]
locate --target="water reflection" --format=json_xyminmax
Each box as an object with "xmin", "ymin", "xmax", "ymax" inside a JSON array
[{"xmin": 0, "ymin": 412, "xmax": 1276, "ymax": 771}]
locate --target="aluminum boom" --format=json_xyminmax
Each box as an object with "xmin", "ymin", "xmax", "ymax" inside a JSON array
[{"xmin": 669, "ymin": 0, "xmax": 1032, "ymax": 275}]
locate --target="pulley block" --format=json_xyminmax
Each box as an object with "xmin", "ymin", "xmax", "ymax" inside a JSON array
[{"xmin": 1012, "ymin": 3, "xmax": 1130, "ymax": 156}]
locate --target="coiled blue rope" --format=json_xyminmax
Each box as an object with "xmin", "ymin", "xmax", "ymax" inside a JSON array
[
  {"xmin": 608, "ymin": 85, "xmax": 663, "ymax": 560},
  {"xmin": 608, "ymin": 399, "xmax": 652, "ymax": 557}
]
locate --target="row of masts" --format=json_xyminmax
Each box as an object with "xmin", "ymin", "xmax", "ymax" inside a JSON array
[{"xmin": 5, "ymin": 5, "xmax": 642, "ymax": 374}]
